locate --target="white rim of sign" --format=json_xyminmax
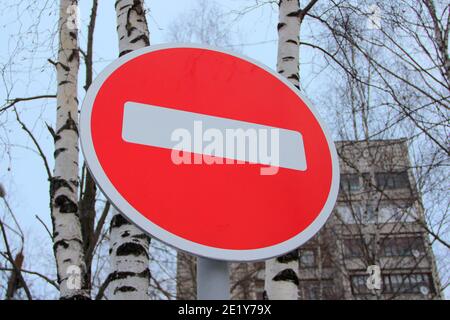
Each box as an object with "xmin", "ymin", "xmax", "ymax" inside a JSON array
[{"xmin": 80, "ymin": 43, "xmax": 340, "ymax": 262}]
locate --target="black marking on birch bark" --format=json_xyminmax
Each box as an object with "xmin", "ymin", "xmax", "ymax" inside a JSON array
[
  {"xmin": 276, "ymin": 250, "xmax": 298, "ymax": 263},
  {"xmin": 70, "ymin": 179, "xmax": 79, "ymax": 187},
  {"xmin": 294, "ymin": 84, "xmax": 300, "ymax": 89},
  {"xmin": 114, "ymin": 286, "xmax": 137, "ymax": 294},
  {"xmin": 53, "ymin": 238, "xmax": 83, "ymax": 252},
  {"xmin": 68, "ymin": 49, "xmax": 79, "ymax": 63},
  {"xmin": 50, "ymin": 177, "xmax": 74, "ymax": 195},
  {"xmin": 288, "ymin": 74, "xmax": 299, "ymax": 81},
  {"xmin": 121, "ymin": 230, "xmax": 130, "ymax": 238},
  {"xmin": 286, "ymin": 10, "xmax": 301, "ymax": 17},
  {"xmin": 119, "ymin": 49, "xmax": 133, "ymax": 57},
  {"xmin": 282, "ymin": 56, "xmax": 295, "ymax": 61},
  {"xmin": 132, "ymin": 234, "xmax": 148, "ymax": 240},
  {"xmin": 111, "ymin": 214, "xmax": 131, "ymax": 229},
  {"xmin": 262, "ymin": 290, "xmax": 269, "ymax": 300},
  {"xmin": 286, "ymin": 39, "xmax": 298, "ymax": 45},
  {"xmin": 54, "ymin": 239, "xmax": 70, "ymax": 250},
  {"xmin": 124, "ymin": 0, "xmax": 148, "ymax": 42},
  {"xmin": 125, "ymin": 11, "xmax": 137, "ymax": 36},
  {"xmin": 59, "ymin": 80, "xmax": 72, "ymax": 86},
  {"xmin": 272, "ymin": 268, "xmax": 299, "ymax": 285},
  {"xmin": 109, "ymin": 268, "xmax": 150, "ymax": 281},
  {"xmin": 57, "ymin": 62, "xmax": 70, "ymax": 72},
  {"xmin": 116, "ymin": 242, "xmax": 149, "ymax": 258},
  {"xmin": 132, "ymin": 0, "xmax": 145, "ymax": 15},
  {"xmin": 69, "ymin": 31, "xmax": 78, "ymax": 41},
  {"xmin": 130, "ymin": 34, "xmax": 149, "ymax": 45},
  {"xmin": 55, "ymin": 195, "xmax": 78, "ymax": 213},
  {"xmin": 54, "ymin": 147, "xmax": 67, "ymax": 158},
  {"xmin": 279, "ymin": 69, "xmax": 285, "ymax": 74},
  {"xmin": 119, "ymin": 4, "xmax": 132, "ymax": 11},
  {"xmin": 277, "ymin": 22, "xmax": 286, "ymax": 30},
  {"xmin": 63, "ymin": 258, "xmax": 73, "ymax": 263},
  {"xmin": 56, "ymin": 112, "xmax": 78, "ymax": 136}
]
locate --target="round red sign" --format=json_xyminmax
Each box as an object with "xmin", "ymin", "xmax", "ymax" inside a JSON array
[{"xmin": 80, "ymin": 44, "xmax": 339, "ymax": 261}]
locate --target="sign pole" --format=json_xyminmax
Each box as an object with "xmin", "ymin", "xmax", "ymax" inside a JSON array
[{"xmin": 197, "ymin": 257, "xmax": 229, "ymax": 300}]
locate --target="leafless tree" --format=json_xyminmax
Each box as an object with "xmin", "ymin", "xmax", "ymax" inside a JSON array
[{"xmin": 167, "ymin": 0, "xmax": 241, "ymax": 51}]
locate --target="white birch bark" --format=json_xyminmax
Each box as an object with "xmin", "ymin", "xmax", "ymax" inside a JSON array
[
  {"xmin": 275, "ymin": 0, "xmax": 301, "ymax": 89},
  {"xmin": 115, "ymin": 0, "xmax": 150, "ymax": 57},
  {"xmin": 264, "ymin": 0, "xmax": 302, "ymax": 300},
  {"xmin": 51, "ymin": 0, "xmax": 89, "ymax": 299},
  {"xmin": 108, "ymin": 0, "xmax": 151, "ymax": 300},
  {"xmin": 108, "ymin": 210, "xmax": 150, "ymax": 299}
]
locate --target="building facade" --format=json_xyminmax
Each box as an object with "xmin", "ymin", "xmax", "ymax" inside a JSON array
[{"xmin": 176, "ymin": 139, "xmax": 443, "ymax": 300}]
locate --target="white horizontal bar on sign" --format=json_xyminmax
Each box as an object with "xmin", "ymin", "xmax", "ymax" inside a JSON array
[{"xmin": 122, "ymin": 101, "xmax": 307, "ymax": 171}]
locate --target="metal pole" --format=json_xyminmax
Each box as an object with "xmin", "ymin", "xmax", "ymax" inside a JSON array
[{"xmin": 197, "ymin": 257, "xmax": 229, "ymax": 300}]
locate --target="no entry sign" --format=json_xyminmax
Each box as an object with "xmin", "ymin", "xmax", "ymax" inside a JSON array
[{"xmin": 80, "ymin": 44, "xmax": 339, "ymax": 261}]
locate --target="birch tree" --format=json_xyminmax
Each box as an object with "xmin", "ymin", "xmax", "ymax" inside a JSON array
[
  {"xmin": 264, "ymin": 0, "xmax": 318, "ymax": 300},
  {"xmin": 51, "ymin": 0, "xmax": 89, "ymax": 299},
  {"xmin": 107, "ymin": 0, "xmax": 151, "ymax": 300}
]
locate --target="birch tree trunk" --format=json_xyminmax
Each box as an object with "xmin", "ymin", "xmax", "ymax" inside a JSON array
[
  {"xmin": 264, "ymin": 0, "xmax": 315, "ymax": 300},
  {"xmin": 274, "ymin": 0, "xmax": 301, "ymax": 90},
  {"xmin": 51, "ymin": 0, "xmax": 89, "ymax": 300},
  {"xmin": 107, "ymin": 0, "xmax": 151, "ymax": 300}
]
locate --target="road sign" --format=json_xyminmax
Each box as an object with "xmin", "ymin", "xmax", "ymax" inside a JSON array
[{"xmin": 80, "ymin": 44, "xmax": 339, "ymax": 261}]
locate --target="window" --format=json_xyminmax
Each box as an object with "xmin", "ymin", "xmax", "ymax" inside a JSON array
[
  {"xmin": 350, "ymin": 275, "xmax": 370, "ymax": 295},
  {"xmin": 394, "ymin": 205, "xmax": 417, "ymax": 221},
  {"xmin": 380, "ymin": 236, "xmax": 425, "ymax": 257},
  {"xmin": 361, "ymin": 173, "xmax": 372, "ymax": 189},
  {"xmin": 378, "ymin": 202, "xmax": 417, "ymax": 222},
  {"xmin": 375, "ymin": 172, "xmax": 410, "ymax": 190},
  {"xmin": 301, "ymin": 280, "xmax": 336, "ymax": 300},
  {"xmin": 340, "ymin": 174, "xmax": 361, "ymax": 192},
  {"xmin": 383, "ymin": 273, "xmax": 434, "ymax": 295},
  {"xmin": 350, "ymin": 273, "xmax": 435, "ymax": 295},
  {"xmin": 299, "ymin": 249, "xmax": 315, "ymax": 268},
  {"xmin": 343, "ymin": 238, "xmax": 371, "ymax": 258},
  {"xmin": 352, "ymin": 203, "xmax": 376, "ymax": 223},
  {"xmin": 365, "ymin": 205, "xmax": 376, "ymax": 222}
]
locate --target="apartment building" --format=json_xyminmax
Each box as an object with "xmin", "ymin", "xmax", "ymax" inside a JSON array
[{"xmin": 176, "ymin": 139, "xmax": 443, "ymax": 300}]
